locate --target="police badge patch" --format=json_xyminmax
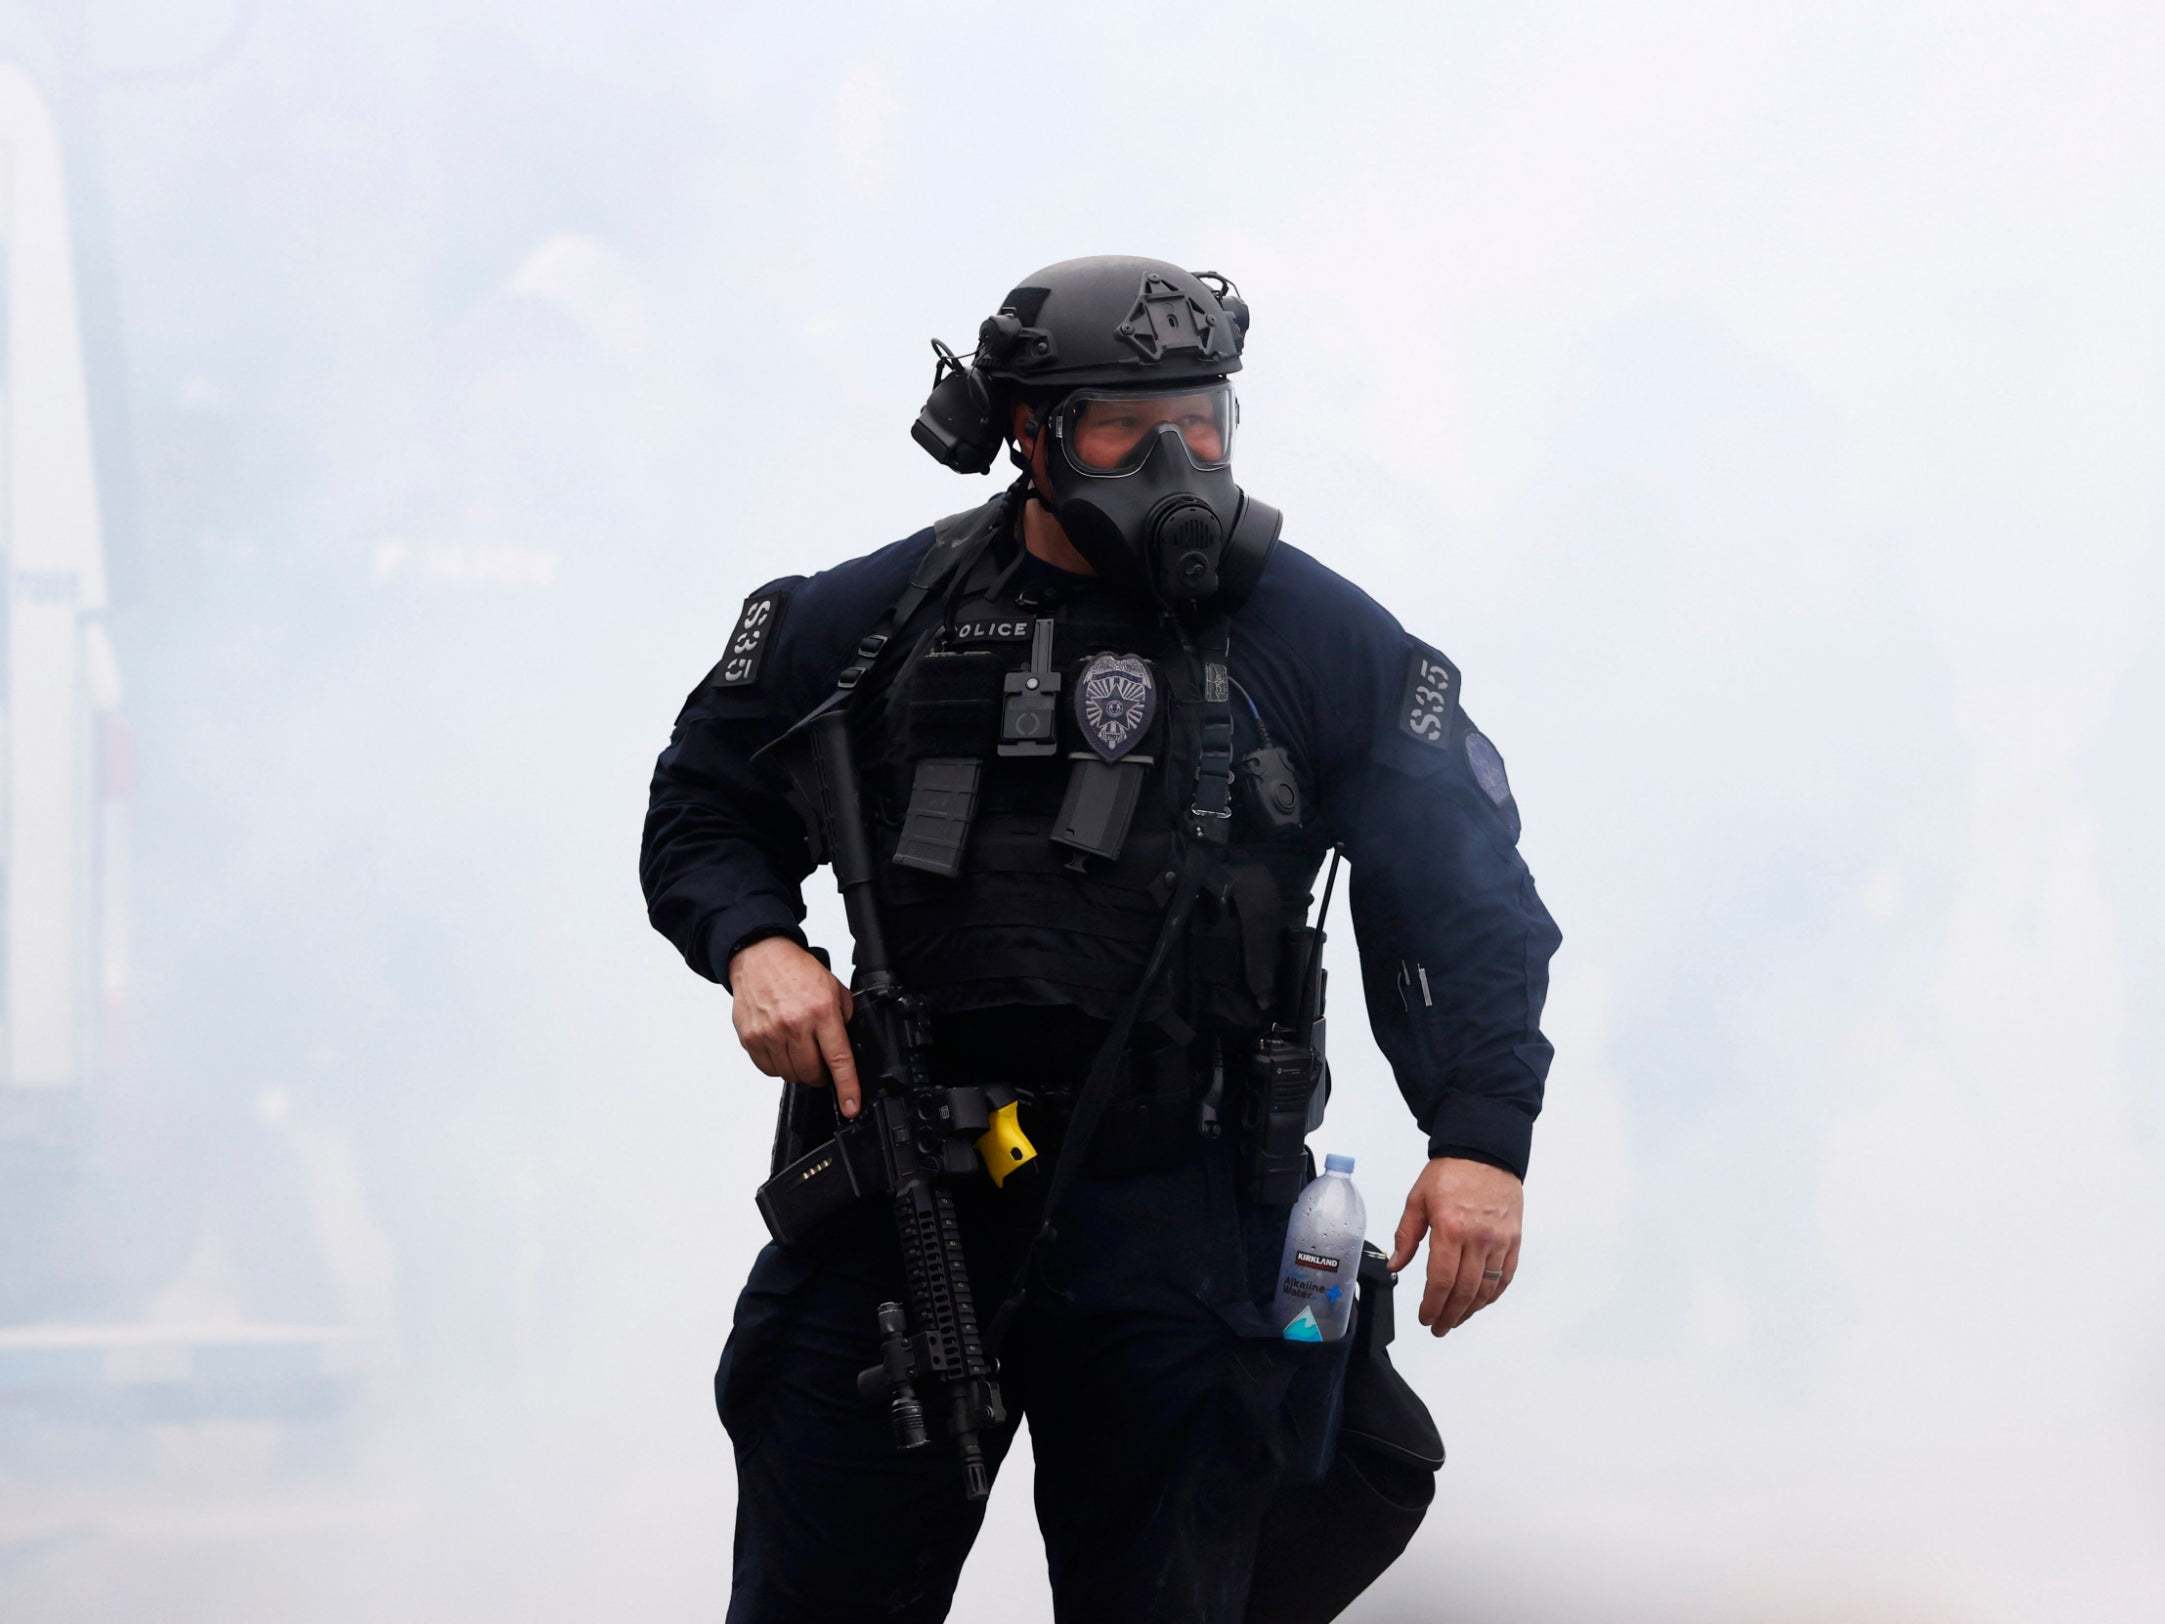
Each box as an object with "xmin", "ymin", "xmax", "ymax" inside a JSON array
[
  {"xmin": 1074, "ymin": 652, "xmax": 1157, "ymax": 761},
  {"xmin": 1464, "ymin": 731, "xmax": 1511, "ymax": 804}
]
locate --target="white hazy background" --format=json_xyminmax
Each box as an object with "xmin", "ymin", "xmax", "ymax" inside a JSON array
[{"xmin": 8, "ymin": 1, "xmax": 2163, "ymax": 1619}]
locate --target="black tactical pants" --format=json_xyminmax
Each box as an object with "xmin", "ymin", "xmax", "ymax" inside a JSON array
[{"xmin": 715, "ymin": 1127, "xmax": 1360, "ymax": 1623}]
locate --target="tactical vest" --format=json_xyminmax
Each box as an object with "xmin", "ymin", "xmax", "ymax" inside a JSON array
[{"xmin": 853, "ymin": 513, "xmax": 1319, "ymax": 1041}]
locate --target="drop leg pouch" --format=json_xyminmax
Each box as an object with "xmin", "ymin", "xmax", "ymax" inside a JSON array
[{"xmin": 1243, "ymin": 1244, "xmax": 1445, "ymax": 1624}]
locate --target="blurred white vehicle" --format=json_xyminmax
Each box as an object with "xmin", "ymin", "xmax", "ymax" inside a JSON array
[{"xmin": 0, "ymin": 49, "xmax": 353, "ymax": 1425}]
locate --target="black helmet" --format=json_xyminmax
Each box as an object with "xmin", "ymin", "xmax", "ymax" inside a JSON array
[
  {"xmin": 974, "ymin": 256, "xmax": 1247, "ymax": 393},
  {"xmin": 912, "ymin": 257, "xmax": 1249, "ymax": 475}
]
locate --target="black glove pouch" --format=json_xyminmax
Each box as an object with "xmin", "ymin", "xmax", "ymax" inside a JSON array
[
  {"xmin": 1242, "ymin": 1242, "xmax": 1445, "ymax": 1624},
  {"xmin": 1185, "ymin": 1138, "xmax": 1445, "ymax": 1620}
]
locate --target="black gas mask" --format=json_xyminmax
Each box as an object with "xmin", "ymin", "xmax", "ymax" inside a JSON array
[{"xmin": 1034, "ymin": 380, "xmax": 1278, "ymax": 609}]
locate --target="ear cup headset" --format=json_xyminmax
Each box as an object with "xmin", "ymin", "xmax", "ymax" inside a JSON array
[{"xmin": 911, "ymin": 256, "xmax": 1282, "ymax": 612}]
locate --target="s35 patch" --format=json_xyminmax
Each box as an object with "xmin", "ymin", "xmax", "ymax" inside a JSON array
[
  {"xmin": 1397, "ymin": 638, "xmax": 1461, "ymax": 747},
  {"xmin": 717, "ymin": 588, "xmax": 788, "ymax": 687}
]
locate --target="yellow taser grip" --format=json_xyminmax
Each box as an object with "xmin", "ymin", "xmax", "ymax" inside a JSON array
[{"xmin": 976, "ymin": 1099, "xmax": 1038, "ymax": 1188}]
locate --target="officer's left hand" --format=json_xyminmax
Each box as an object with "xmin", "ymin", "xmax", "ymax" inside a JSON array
[{"xmin": 1387, "ymin": 1157, "xmax": 1523, "ymax": 1337}]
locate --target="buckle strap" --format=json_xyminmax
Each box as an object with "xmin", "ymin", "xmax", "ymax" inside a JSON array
[
  {"xmin": 753, "ymin": 490, "xmax": 1016, "ymax": 780},
  {"xmin": 1186, "ymin": 641, "xmax": 1236, "ymax": 844},
  {"xmin": 835, "ymin": 631, "xmax": 893, "ymax": 691}
]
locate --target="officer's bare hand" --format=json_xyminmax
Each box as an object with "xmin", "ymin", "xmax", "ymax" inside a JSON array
[
  {"xmin": 1386, "ymin": 1157, "xmax": 1523, "ymax": 1337},
  {"xmin": 727, "ymin": 937, "xmax": 862, "ymax": 1118}
]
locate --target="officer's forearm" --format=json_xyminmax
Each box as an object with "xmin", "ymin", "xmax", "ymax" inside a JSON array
[
  {"xmin": 1350, "ymin": 900, "xmax": 1553, "ymax": 1177},
  {"xmin": 640, "ymin": 795, "xmax": 812, "ymax": 988},
  {"xmin": 641, "ymin": 693, "xmax": 821, "ymax": 985},
  {"xmin": 1423, "ymin": 1084, "xmax": 1541, "ymax": 1179},
  {"xmin": 1329, "ymin": 734, "xmax": 1561, "ymax": 1181},
  {"xmin": 708, "ymin": 911, "xmax": 811, "ymax": 991}
]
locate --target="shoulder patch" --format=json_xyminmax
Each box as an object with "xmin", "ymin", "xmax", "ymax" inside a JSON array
[
  {"xmin": 1464, "ymin": 730, "xmax": 1511, "ymax": 804},
  {"xmin": 717, "ymin": 588, "xmax": 789, "ymax": 687},
  {"xmin": 1396, "ymin": 638, "xmax": 1461, "ymax": 748}
]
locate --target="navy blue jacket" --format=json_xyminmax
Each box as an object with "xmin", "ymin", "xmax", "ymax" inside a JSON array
[{"xmin": 641, "ymin": 520, "xmax": 1562, "ymax": 1178}]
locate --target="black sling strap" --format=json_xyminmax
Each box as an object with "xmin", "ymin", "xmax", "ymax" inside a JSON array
[
  {"xmin": 836, "ymin": 498, "xmax": 1010, "ymax": 694},
  {"xmin": 752, "ymin": 489, "xmax": 1015, "ymax": 787}
]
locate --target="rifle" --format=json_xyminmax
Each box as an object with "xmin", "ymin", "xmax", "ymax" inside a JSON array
[{"xmin": 753, "ymin": 702, "xmax": 1036, "ymax": 1502}]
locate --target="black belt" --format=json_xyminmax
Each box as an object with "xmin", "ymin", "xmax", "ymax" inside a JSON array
[{"xmin": 1018, "ymin": 1045, "xmax": 1213, "ymax": 1178}]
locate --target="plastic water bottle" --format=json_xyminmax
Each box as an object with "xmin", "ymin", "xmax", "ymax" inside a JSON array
[{"xmin": 1271, "ymin": 1153, "xmax": 1366, "ymax": 1342}]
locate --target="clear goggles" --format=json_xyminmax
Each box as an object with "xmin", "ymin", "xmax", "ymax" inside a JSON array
[{"xmin": 1048, "ymin": 381, "xmax": 1237, "ymax": 476}]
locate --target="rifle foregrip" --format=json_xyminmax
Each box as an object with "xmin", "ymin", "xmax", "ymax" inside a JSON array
[{"xmin": 893, "ymin": 1176, "xmax": 991, "ymax": 1383}]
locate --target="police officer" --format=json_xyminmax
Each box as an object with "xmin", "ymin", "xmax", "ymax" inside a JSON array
[{"xmin": 641, "ymin": 256, "xmax": 1561, "ymax": 1623}]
